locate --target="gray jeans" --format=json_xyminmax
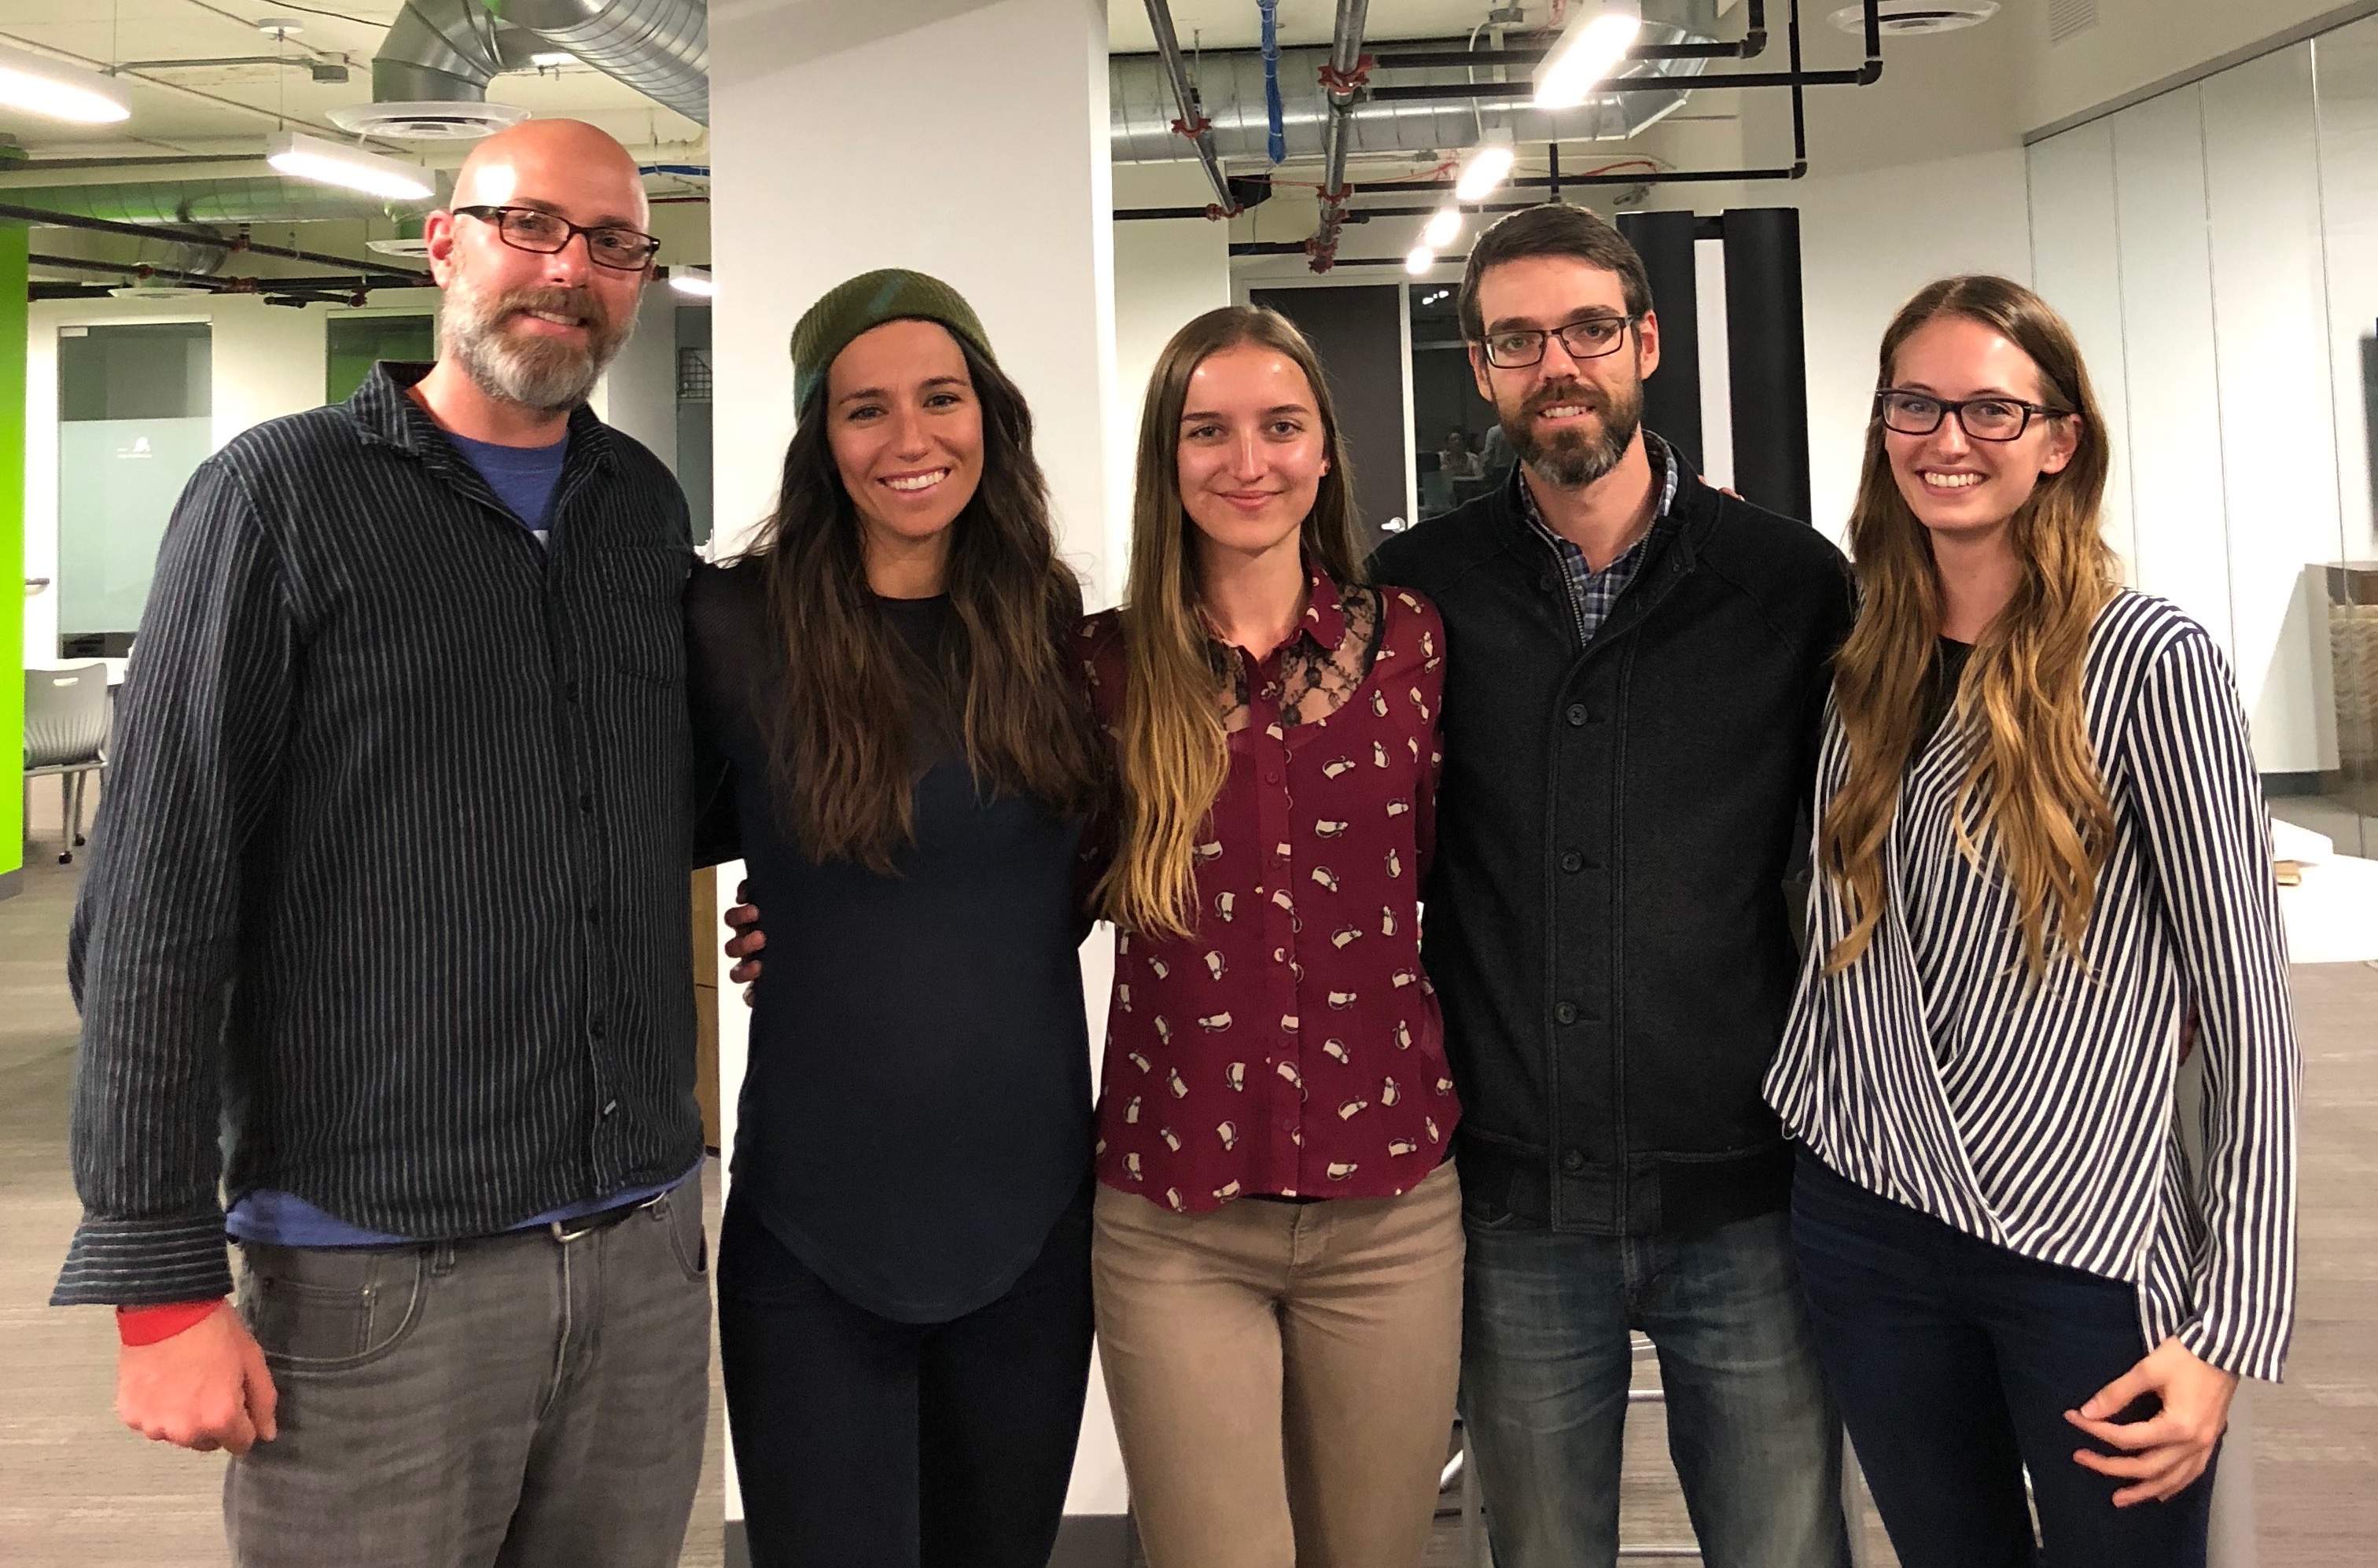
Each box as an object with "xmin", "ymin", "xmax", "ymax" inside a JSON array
[{"xmin": 223, "ymin": 1184, "xmax": 712, "ymax": 1568}]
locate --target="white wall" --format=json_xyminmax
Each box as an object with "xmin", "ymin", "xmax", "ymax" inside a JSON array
[{"xmin": 591, "ymin": 281, "xmax": 680, "ymax": 471}]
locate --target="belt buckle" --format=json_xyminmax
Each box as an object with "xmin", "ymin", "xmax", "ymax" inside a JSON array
[{"xmin": 549, "ymin": 1189, "xmax": 664, "ymax": 1244}]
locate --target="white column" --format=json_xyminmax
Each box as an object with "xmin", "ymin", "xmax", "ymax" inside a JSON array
[
  {"xmin": 591, "ymin": 280, "xmax": 680, "ymax": 470},
  {"xmin": 706, "ymin": 0, "xmax": 1128, "ymax": 1529}
]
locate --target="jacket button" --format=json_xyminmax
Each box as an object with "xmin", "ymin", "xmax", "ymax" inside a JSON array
[
  {"xmin": 1566, "ymin": 703, "xmax": 1588, "ymax": 727},
  {"xmin": 1560, "ymin": 850, "xmax": 1584, "ymax": 873},
  {"xmin": 1555, "ymin": 1002, "xmax": 1578, "ymax": 1025},
  {"xmin": 1562, "ymin": 1149, "xmax": 1585, "ymax": 1172}
]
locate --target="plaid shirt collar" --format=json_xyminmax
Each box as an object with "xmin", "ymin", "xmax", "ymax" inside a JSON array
[{"xmin": 1518, "ymin": 432, "xmax": 1678, "ymax": 644}]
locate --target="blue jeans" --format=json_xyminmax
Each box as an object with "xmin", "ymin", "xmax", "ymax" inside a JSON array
[
  {"xmin": 1790, "ymin": 1150, "xmax": 2214, "ymax": 1567},
  {"xmin": 1460, "ymin": 1194, "xmax": 1850, "ymax": 1568}
]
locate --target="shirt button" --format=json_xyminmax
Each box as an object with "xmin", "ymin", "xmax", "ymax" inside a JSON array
[
  {"xmin": 1555, "ymin": 1002, "xmax": 1579, "ymax": 1025},
  {"xmin": 565, "ymin": 681, "xmax": 580, "ymax": 703},
  {"xmin": 589, "ymin": 1018, "xmax": 606, "ymax": 1040},
  {"xmin": 1562, "ymin": 1149, "xmax": 1585, "ymax": 1172},
  {"xmin": 1566, "ymin": 704, "xmax": 1588, "ymax": 727},
  {"xmin": 1560, "ymin": 850, "xmax": 1584, "ymax": 874},
  {"xmin": 1265, "ymin": 770, "xmax": 1282, "ymax": 785},
  {"xmin": 584, "ymin": 904, "xmax": 600, "ymax": 925},
  {"xmin": 579, "ymin": 792, "xmax": 595, "ymax": 814}
]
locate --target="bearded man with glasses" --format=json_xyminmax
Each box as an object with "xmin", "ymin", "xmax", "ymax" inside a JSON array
[
  {"xmin": 54, "ymin": 119, "xmax": 712, "ymax": 1567},
  {"xmin": 1370, "ymin": 203, "xmax": 1860, "ymax": 1568}
]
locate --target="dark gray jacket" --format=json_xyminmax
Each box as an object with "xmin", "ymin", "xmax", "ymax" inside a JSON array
[{"xmin": 1371, "ymin": 451, "xmax": 1854, "ymax": 1236}]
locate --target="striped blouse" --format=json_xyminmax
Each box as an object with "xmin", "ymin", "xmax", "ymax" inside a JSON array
[{"xmin": 1765, "ymin": 591, "xmax": 2298, "ymax": 1382}]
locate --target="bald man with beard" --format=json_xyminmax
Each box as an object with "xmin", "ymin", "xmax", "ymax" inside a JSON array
[{"xmin": 54, "ymin": 119, "xmax": 712, "ymax": 1566}]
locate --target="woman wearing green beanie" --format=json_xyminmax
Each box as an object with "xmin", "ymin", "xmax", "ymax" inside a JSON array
[{"xmin": 686, "ymin": 270, "xmax": 1106, "ymax": 1567}]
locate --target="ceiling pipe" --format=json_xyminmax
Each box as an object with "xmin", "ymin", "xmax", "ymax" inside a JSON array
[
  {"xmin": 28, "ymin": 252, "xmax": 385, "ymax": 300},
  {"xmin": 2, "ymin": 177, "xmax": 433, "ymax": 226},
  {"xmin": 1140, "ymin": 0, "xmax": 1240, "ymax": 218},
  {"xmin": 1309, "ymin": 0, "xmax": 1373, "ymax": 271},
  {"xmin": 1107, "ymin": 32, "xmax": 1706, "ymax": 164},
  {"xmin": 0, "ymin": 201, "xmax": 424, "ymax": 281}
]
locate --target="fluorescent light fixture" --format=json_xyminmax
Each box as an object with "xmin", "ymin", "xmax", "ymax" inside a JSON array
[
  {"xmin": 0, "ymin": 43, "xmax": 131, "ymax": 125},
  {"xmin": 1454, "ymin": 131, "xmax": 1515, "ymax": 203},
  {"xmin": 1404, "ymin": 244, "xmax": 1436, "ymax": 277},
  {"xmin": 1533, "ymin": 0, "xmax": 1644, "ymax": 110},
  {"xmin": 1421, "ymin": 205, "xmax": 1461, "ymax": 251},
  {"xmin": 669, "ymin": 267, "xmax": 716, "ymax": 299},
  {"xmin": 529, "ymin": 50, "xmax": 576, "ymax": 68},
  {"xmin": 267, "ymin": 131, "xmax": 433, "ymax": 201}
]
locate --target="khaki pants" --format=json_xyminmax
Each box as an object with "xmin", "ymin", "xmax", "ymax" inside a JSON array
[{"xmin": 1091, "ymin": 1160, "xmax": 1464, "ymax": 1568}]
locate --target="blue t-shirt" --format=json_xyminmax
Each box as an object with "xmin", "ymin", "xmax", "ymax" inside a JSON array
[
  {"xmin": 226, "ymin": 1165, "xmax": 701, "ymax": 1249},
  {"xmin": 447, "ymin": 429, "xmax": 569, "ymax": 542}
]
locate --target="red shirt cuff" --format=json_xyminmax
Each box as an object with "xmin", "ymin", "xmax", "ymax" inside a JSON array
[{"xmin": 116, "ymin": 1299, "xmax": 226, "ymax": 1347}]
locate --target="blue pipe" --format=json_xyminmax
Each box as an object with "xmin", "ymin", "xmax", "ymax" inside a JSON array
[{"xmin": 1258, "ymin": 0, "xmax": 1284, "ymax": 166}]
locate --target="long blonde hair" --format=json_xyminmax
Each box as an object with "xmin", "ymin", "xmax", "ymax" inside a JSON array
[
  {"xmin": 1096, "ymin": 306, "xmax": 1365, "ymax": 937},
  {"xmin": 1821, "ymin": 275, "xmax": 2121, "ymax": 977}
]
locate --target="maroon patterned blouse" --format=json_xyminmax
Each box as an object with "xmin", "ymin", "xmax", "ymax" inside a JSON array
[{"xmin": 1077, "ymin": 568, "xmax": 1460, "ymax": 1214}]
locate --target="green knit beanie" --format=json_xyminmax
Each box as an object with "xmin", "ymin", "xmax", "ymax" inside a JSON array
[{"xmin": 789, "ymin": 268, "xmax": 997, "ymax": 410}]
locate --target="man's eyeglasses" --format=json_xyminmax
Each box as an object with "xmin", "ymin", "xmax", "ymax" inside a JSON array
[
  {"xmin": 453, "ymin": 204, "xmax": 661, "ymax": 271},
  {"xmin": 1875, "ymin": 388, "xmax": 2068, "ymax": 443},
  {"xmin": 1479, "ymin": 315, "xmax": 1639, "ymax": 369}
]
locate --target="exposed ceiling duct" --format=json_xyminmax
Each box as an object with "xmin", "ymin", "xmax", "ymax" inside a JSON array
[
  {"xmin": 1109, "ymin": 28, "xmax": 1710, "ymax": 166},
  {"xmin": 360, "ymin": 0, "xmax": 706, "ymax": 133},
  {"xmin": 502, "ymin": 0, "xmax": 708, "ymax": 127}
]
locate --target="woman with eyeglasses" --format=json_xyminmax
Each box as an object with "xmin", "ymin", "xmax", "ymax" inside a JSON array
[
  {"xmin": 1764, "ymin": 274, "xmax": 2297, "ymax": 1566},
  {"xmin": 687, "ymin": 271, "xmax": 1106, "ymax": 1568}
]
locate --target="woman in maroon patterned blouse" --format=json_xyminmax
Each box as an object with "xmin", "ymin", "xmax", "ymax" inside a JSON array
[{"xmin": 1080, "ymin": 306, "xmax": 1463, "ymax": 1568}]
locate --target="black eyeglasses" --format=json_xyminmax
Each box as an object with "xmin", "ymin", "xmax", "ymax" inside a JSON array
[
  {"xmin": 1875, "ymin": 388, "xmax": 2069, "ymax": 442},
  {"xmin": 1479, "ymin": 315, "xmax": 1640, "ymax": 369},
  {"xmin": 453, "ymin": 204, "xmax": 661, "ymax": 271}
]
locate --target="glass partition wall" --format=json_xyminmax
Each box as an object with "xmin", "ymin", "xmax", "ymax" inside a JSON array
[{"xmin": 57, "ymin": 321, "xmax": 212, "ymax": 659}]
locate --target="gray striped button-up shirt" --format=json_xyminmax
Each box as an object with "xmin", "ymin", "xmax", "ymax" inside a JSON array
[
  {"xmin": 1766, "ymin": 591, "xmax": 2299, "ymax": 1380},
  {"xmin": 54, "ymin": 363, "xmax": 705, "ymax": 1307}
]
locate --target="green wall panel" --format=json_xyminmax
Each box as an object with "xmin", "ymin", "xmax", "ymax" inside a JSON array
[{"xmin": 1, "ymin": 224, "xmax": 27, "ymax": 890}]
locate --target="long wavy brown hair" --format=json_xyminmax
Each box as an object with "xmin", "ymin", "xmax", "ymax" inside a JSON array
[
  {"xmin": 1821, "ymin": 275, "xmax": 2121, "ymax": 977},
  {"xmin": 743, "ymin": 329, "xmax": 1102, "ymax": 870},
  {"xmin": 1096, "ymin": 306, "xmax": 1365, "ymax": 937}
]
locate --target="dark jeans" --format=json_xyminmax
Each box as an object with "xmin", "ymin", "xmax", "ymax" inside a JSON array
[
  {"xmin": 1790, "ymin": 1150, "xmax": 2215, "ymax": 1567},
  {"xmin": 224, "ymin": 1185, "xmax": 712, "ymax": 1568},
  {"xmin": 1459, "ymin": 1194, "xmax": 1849, "ymax": 1568},
  {"xmin": 718, "ymin": 1183, "xmax": 1094, "ymax": 1568}
]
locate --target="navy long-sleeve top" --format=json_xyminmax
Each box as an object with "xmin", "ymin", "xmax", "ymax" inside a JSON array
[{"xmin": 687, "ymin": 559, "xmax": 1094, "ymax": 1323}]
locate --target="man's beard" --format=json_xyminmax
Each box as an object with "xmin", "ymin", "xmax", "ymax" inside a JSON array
[
  {"xmin": 440, "ymin": 278, "xmax": 634, "ymax": 414},
  {"xmin": 1499, "ymin": 371, "xmax": 1644, "ymax": 490}
]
